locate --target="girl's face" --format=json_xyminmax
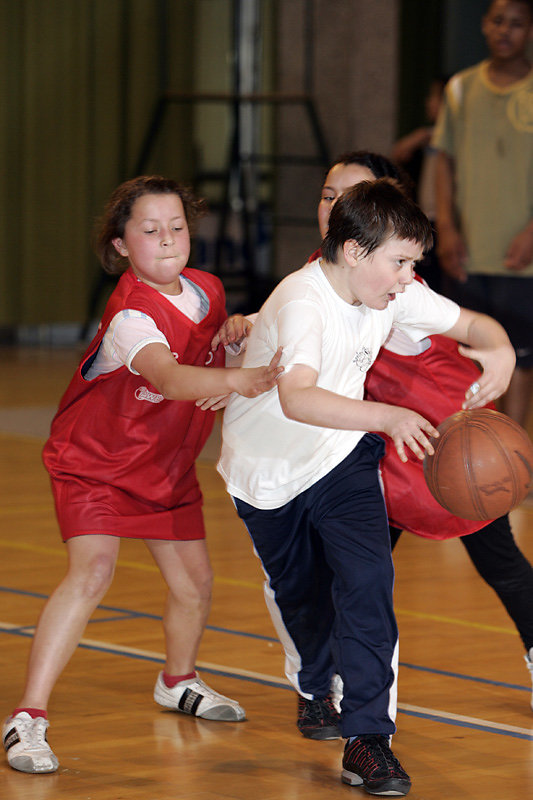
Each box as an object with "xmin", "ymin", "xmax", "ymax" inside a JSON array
[
  {"xmin": 112, "ymin": 193, "xmax": 190, "ymax": 294},
  {"xmin": 318, "ymin": 163, "xmax": 375, "ymax": 239}
]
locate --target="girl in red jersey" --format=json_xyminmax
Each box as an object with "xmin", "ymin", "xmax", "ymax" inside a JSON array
[{"xmin": 2, "ymin": 176, "xmax": 282, "ymax": 774}]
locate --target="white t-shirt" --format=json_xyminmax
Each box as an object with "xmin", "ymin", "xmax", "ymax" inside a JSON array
[
  {"xmin": 217, "ymin": 259, "xmax": 459, "ymax": 509},
  {"xmin": 85, "ymin": 276, "xmax": 208, "ymax": 379}
]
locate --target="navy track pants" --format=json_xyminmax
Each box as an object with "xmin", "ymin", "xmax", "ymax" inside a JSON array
[{"xmin": 235, "ymin": 434, "xmax": 399, "ymax": 737}]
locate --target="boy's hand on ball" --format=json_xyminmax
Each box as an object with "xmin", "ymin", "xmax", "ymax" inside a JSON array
[{"xmin": 383, "ymin": 408, "xmax": 439, "ymax": 463}]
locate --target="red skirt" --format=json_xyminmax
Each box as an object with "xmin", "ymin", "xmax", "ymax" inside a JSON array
[{"xmin": 50, "ymin": 464, "xmax": 205, "ymax": 542}]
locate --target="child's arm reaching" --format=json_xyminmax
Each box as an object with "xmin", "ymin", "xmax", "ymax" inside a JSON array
[
  {"xmin": 441, "ymin": 307, "xmax": 515, "ymax": 410},
  {"xmin": 210, "ymin": 313, "xmax": 255, "ymax": 351},
  {"xmin": 132, "ymin": 342, "xmax": 283, "ymax": 402},
  {"xmin": 196, "ymin": 313, "xmax": 259, "ymax": 410},
  {"xmin": 277, "ymin": 364, "xmax": 439, "ymax": 464}
]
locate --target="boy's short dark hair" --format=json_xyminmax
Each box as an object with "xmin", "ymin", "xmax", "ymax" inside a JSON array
[{"xmin": 321, "ymin": 178, "xmax": 433, "ymax": 263}]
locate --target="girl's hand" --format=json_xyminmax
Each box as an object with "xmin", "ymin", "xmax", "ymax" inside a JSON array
[
  {"xmin": 196, "ymin": 347, "xmax": 283, "ymax": 409},
  {"xmin": 211, "ymin": 314, "xmax": 252, "ymax": 350},
  {"xmin": 195, "ymin": 394, "xmax": 232, "ymax": 411},
  {"xmin": 459, "ymin": 343, "xmax": 516, "ymax": 409},
  {"xmin": 232, "ymin": 347, "xmax": 284, "ymax": 398},
  {"xmin": 382, "ymin": 407, "xmax": 440, "ymax": 463}
]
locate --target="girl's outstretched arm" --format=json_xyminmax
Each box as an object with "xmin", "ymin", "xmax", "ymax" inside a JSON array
[{"xmin": 132, "ymin": 343, "xmax": 283, "ymax": 402}]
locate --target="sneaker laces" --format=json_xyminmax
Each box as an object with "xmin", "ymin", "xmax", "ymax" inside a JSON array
[
  {"xmin": 305, "ymin": 695, "xmax": 337, "ymax": 721},
  {"xmin": 322, "ymin": 695, "xmax": 339, "ymax": 719},
  {"xmin": 300, "ymin": 695, "xmax": 338, "ymax": 723},
  {"xmin": 14, "ymin": 716, "xmax": 49, "ymax": 751},
  {"xmin": 352, "ymin": 735, "xmax": 404, "ymax": 777},
  {"xmin": 192, "ymin": 677, "xmax": 235, "ymax": 704},
  {"xmin": 304, "ymin": 699, "xmax": 328, "ymax": 722}
]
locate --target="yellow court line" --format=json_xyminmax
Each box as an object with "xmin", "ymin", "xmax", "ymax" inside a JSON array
[
  {"xmin": 0, "ymin": 540, "xmax": 66, "ymax": 559},
  {"xmin": 0, "ymin": 431, "xmax": 46, "ymax": 443},
  {"xmin": 0, "ymin": 537, "xmax": 262, "ymax": 590},
  {"xmin": 395, "ymin": 607, "xmax": 517, "ymax": 636},
  {"xmin": 0, "ymin": 506, "xmax": 56, "ymax": 517},
  {"xmin": 0, "ymin": 537, "xmax": 520, "ymax": 634}
]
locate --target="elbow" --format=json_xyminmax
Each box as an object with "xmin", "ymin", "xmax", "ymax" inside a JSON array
[
  {"xmin": 279, "ymin": 391, "xmax": 304, "ymax": 423},
  {"xmin": 157, "ymin": 379, "xmax": 187, "ymax": 402}
]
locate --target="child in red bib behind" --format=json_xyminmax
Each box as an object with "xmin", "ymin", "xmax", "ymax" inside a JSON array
[
  {"xmin": 302, "ymin": 152, "xmax": 533, "ymax": 716},
  {"xmin": 2, "ymin": 175, "xmax": 283, "ymax": 775}
]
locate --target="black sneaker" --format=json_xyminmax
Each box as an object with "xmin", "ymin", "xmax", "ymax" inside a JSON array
[
  {"xmin": 297, "ymin": 694, "xmax": 341, "ymax": 740},
  {"xmin": 342, "ymin": 735, "xmax": 411, "ymax": 796}
]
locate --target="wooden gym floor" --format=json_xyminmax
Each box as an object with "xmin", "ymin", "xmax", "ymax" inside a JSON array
[{"xmin": 1, "ymin": 345, "xmax": 532, "ymax": 800}]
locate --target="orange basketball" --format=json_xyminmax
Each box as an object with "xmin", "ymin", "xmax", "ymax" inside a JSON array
[{"xmin": 423, "ymin": 409, "xmax": 533, "ymax": 520}]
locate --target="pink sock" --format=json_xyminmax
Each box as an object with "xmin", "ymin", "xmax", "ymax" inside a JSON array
[
  {"xmin": 162, "ymin": 671, "xmax": 196, "ymax": 688},
  {"xmin": 12, "ymin": 707, "xmax": 47, "ymax": 720}
]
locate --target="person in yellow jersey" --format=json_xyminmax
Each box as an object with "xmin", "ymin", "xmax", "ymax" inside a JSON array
[{"xmin": 434, "ymin": 0, "xmax": 533, "ymax": 427}]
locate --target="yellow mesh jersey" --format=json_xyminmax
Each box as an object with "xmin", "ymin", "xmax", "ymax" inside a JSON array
[{"xmin": 433, "ymin": 60, "xmax": 533, "ymax": 277}]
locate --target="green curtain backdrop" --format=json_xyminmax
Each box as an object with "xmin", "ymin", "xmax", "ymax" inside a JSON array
[{"xmin": 0, "ymin": 0, "xmax": 202, "ymax": 328}]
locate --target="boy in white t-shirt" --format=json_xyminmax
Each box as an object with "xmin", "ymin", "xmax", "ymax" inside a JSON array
[{"xmin": 218, "ymin": 179, "xmax": 515, "ymax": 796}]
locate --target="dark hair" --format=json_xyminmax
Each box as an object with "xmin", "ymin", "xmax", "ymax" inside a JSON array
[
  {"xmin": 330, "ymin": 150, "xmax": 415, "ymax": 198},
  {"xmin": 95, "ymin": 175, "xmax": 205, "ymax": 275},
  {"xmin": 486, "ymin": 0, "xmax": 533, "ymax": 15},
  {"xmin": 322, "ymin": 178, "xmax": 433, "ymax": 263}
]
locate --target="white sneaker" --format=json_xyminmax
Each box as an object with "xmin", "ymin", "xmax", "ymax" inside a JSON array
[
  {"xmin": 525, "ymin": 648, "xmax": 533, "ymax": 711},
  {"xmin": 3, "ymin": 712, "xmax": 58, "ymax": 773},
  {"xmin": 154, "ymin": 672, "xmax": 246, "ymax": 721}
]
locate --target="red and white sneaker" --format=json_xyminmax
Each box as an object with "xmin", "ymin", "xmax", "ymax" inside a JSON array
[{"xmin": 3, "ymin": 712, "xmax": 58, "ymax": 773}]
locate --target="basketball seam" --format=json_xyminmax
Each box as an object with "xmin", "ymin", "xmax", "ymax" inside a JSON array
[{"xmin": 473, "ymin": 419, "xmax": 519, "ymax": 512}]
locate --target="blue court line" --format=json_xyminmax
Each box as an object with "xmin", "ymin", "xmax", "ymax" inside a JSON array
[
  {"xmin": 2, "ymin": 626, "xmax": 532, "ymax": 741},
  {"xmin": 1, "ymin": 584, "xmax": 530, "ymax": 695},
  {"xmin": 399, "ymin": 660, "xmax": 530, "ymax": 693},
  {"xmin": 398, "ymin": 708, "xmax": 533, "ymax": 741},
  {"xmin": 0, "ymin": 585, "xmax": 279, "ymax": 642}
]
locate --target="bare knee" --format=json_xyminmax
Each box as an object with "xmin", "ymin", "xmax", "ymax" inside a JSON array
[
  {"xmin": 69, "ymin": 553, "xmax": 116, "ymax": 601},
  {"xmin": 187, "ymin": 566, "xmax": 213, "ymax": 606},
  {"xmin": 172, "ymin": 565, "xmax": 213, "ymax": 613}
]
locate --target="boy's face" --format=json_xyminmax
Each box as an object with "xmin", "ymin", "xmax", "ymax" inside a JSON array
[
  {"xmin": 347, "ymin": 235, "xmax": 423, "ymax": 310},
  {"xmin": 482, "ymin": 0, "xmax": 533, "ymax": 61}
]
